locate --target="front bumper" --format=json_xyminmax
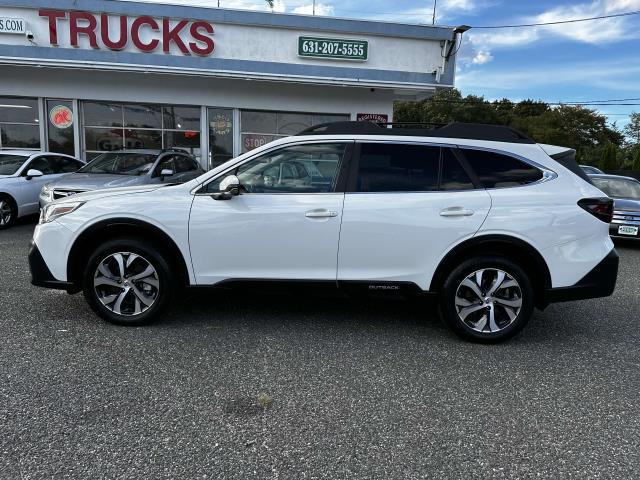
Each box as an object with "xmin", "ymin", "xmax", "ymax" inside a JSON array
[
  {"xmin": 29, "ymin": 242, "xmax": 77, "ymax": 292},
  {"xmin": 544, "ymin": 249, "xmax": 619, "ymax": 304}
]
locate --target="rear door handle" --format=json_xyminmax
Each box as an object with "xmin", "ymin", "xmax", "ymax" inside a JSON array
[
  {"xmin": 305, "ymin": 209, "xmax": 338, "ymax": 219},
  {"xmin": 440, "ymin": 207, "xmax": 475, "ymax": 217}
]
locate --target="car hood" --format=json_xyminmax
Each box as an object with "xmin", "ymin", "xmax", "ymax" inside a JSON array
[
  {"xmin": 51, "ymin": 183, "xmax": 171, "ymax": 205},
  {"xmin": 613, "ymin": 198, "xmax": 640, "ymax": 211},
  {"xmin": 48, "ymin": 172, "xmax": 149, "ymax": 190}
]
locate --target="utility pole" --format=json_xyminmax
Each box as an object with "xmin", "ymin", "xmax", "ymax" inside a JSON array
[
  {"xmin": 313, "ymin": 0, "xmax": 316, "ymax": 15},
  {"xmin": 432, "ymin": 0, "xmax": 437, "ymax": 25}
]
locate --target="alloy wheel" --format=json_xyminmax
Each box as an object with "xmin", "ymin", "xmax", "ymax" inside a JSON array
[
  {"xmin": 454, "ymin": 268, "xmax": 523, "ymax": 333},
  {"xmin": 0, "ymin": 200, "xmax": 12, "ymax": 226},
  {"xmin": 93, "ymin": 252, "xmax": 160, "ymax": 316}
]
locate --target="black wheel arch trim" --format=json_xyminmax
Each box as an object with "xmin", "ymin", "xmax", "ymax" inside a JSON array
[
  {"xmin": 430, "ymin": 234, "xmax": 552, "ymax": 305},
  {"xmin": 66, "ymin": 218, "xmax": 191, "ymax": 288}
]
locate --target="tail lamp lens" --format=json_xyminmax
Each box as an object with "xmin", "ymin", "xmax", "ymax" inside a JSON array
[{"xmin": 578, "ymin": 198, "xmax": 614, "ymax": 223}]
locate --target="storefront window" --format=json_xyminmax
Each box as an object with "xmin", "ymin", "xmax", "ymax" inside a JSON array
[
  {"xmin": 82, "ymin": 102, "xmax": 201, "ymax": 160},
  {"xmin": 208, "ymin": 107, "xmax": 234, "ymax": 169},
  {"xmin": 0, "ymin": 97, "xmax": 40, "ymax": 150},
  {"xmin": 46, "ymin": 100, "xmax": 75, "ymax": 155},
  {"xmin": 240, "ymin": 110, "xmax": 349, "ymax": 153}
]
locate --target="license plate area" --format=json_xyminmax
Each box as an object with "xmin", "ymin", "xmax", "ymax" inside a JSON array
[{"xmin": 618, "ymin": 225, "xmax": 639, "ymax": 236}]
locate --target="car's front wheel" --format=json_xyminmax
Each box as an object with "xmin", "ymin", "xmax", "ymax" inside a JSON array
[
  {"xmin": 0, "ymin": 196, "xmax": 17, "ymax": 229},
  {"xmin": 440, "ymin": 256, "xmax": 534, "ymax": 343},
  {"xmin": 83, "ymin": 238, "xmax": 174, "ymax": 326}
]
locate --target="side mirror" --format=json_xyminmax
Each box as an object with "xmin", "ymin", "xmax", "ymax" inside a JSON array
[
  {"xmin": 160, "ymin": 168, "xmax": 174, "ymax": 181},
  {"xmin": 212, "ymin": 174, "xmax": 240, "ymax": 200},
  {"xmin": 26, "ymin": 169, "xmax": 43, "ymax": 180}
]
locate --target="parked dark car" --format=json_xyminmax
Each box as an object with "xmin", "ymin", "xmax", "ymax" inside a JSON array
[
  {"xmin": 580, "ymin": 164, "xmax": 604, "ymax": 175},
  {"xmin": 590, "ymin": 173, "xmax": 640, "ymax": 239}
]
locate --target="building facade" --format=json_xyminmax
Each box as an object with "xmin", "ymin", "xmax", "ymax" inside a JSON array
[{"xmin": 0, "ymin": 0, "xmax": 458, "ymax": 169}]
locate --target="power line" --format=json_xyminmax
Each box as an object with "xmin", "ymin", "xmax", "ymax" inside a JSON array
[{"xmin": 473, "ymin": 10, "xmax": 640, "ymax": 29}]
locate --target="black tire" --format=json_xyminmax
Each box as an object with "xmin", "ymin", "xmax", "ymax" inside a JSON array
[
  {"xmin": 82, "ymin": 238, "xmax": 174, "ymax": 326},
  {"xmin": 0, "ymin": 194, "xmax": 17, "ymax": 230},
  {"xmin": 440, "ymin": 256, "xmax": 534, "ymax": 343}
]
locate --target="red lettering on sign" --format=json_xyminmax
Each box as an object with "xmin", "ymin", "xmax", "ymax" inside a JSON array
[
  {"xmin": 101, "ymin": 13, "xmax": 127, "ymax": 50},
  {"xmin": 70, "ymin": 11, "xmax": 99, "ymax": 49},
  {"xmin": 189, "ymin": 22, "xmax": 215, "ymax": 56},
  {"xmin": 163, "ymin": 18, "xmax": 190, "ymax": 54},
  {"xmin": 38, "ymin": 10, "xmax": 66, "ymax": 45},
  {"xmin": 131, "ymin": 16, "xmax": 160, "ymax": 52}
]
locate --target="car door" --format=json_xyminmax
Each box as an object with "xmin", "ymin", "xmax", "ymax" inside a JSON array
[
  {"xmin": 189, "ymin": 142, "xmax": 352, "ymax": 285},
  {"xmin": 16, "ymin": 155, "xmax": 63, "ymax": 215},
  {"xmin": 337, "ymin": 143, "xmax": 492, "ymax": 291}
]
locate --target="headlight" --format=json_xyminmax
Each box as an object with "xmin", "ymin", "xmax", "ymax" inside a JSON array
[{"xmin": 40, "ymin": 201, "xmax": 84, "ymax": 224}]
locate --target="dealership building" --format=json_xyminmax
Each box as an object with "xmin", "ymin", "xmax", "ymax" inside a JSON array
[{"xmin": 0, "ymin": 0, "xmax": 459, "ymax": 169}]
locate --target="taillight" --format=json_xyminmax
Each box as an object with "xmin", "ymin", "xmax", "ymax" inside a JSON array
[{"xmin": 578, "ymin": 198, "xmax": 614, "ymax": 223}]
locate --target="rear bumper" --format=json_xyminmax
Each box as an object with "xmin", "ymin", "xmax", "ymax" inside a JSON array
[
  {"xmin": 544, "ymin": 249, "xmax": 618, "ymax": 304},
  {"xmin": 29, "ymin": 242, "xmax": 76, "ymax": 292}
]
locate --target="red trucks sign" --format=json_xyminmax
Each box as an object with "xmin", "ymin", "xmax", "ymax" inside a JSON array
[{"xmin": 38, "ymin": 10, "xmax": 215, "ymax": 56}]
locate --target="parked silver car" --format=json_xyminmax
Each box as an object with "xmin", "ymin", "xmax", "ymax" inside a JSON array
[
  {"xmin": 40, "ymin": 149, "xmax": 205, "ymax": 207},
  {"xmin": 590, "ymin": 173, "xmax": 640, "ymax": 239},
  {"xmin": 0, "ymin": 151, "xmax": 85, "ymax": 229}
]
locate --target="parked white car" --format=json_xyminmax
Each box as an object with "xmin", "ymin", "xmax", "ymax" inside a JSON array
[
  {"xmin": 0, "ymin": 151, "xmax": 84, "ymax": 229},
  {"xmin": 30, "ymin": 122, "xmax": 618, "ymax": 342}
]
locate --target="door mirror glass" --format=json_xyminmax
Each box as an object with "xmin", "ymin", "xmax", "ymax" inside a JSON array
[
  {"xmin": 212, "ymin": 174, "xmax": 240, "ymax": 200},
  {"xmin": 26, "ymin": 169, "xmax": 43, "ymax": 180}
]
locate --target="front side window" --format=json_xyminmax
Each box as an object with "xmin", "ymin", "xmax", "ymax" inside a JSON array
[
  {"xmin": 356, "ymin": 143, "xmax": 440, "ymax": 193},
  {"xmin": 79, "ymin": 152, "xmax": 157, "ymax": 176},
  {"xmin": 206, "ymin": 143, "xmax": 347, "ymax": 194},
  {"xmin": 25, "ymin": 156, "xmax": 55, "ymax": 175},
  {"xmin": 461, "ymin": 148, "xmax": 543, "ymax": 188},
  {"xmin": 0, "ymin": 154, "xmax": 27, "ymax": 175},
  {"xmin": 53, "ymin": 157, "xmax": 83, "ymax": 174}
]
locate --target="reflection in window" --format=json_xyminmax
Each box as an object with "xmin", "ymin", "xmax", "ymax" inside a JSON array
[
  {"xmin": 0, "ymin": 96, "xmax": 40, "ymax": 150},
  {"xmin": 240, "ymin": 110, "xmax": 349, "ymax": 153},
  {"xmin": 82, "ymin": 101, "xmax": 202, "ymax": 161},
  {"xmin": 208, "ymin": 108, "xmax": 234, "ymax": 169},
  {"xmin": 207, "ymin": 143, "xmax": 346, "ymax": 194},
  {"xmin": 462, "ymin": 149, "xmax": 543, "ymax": 188}
]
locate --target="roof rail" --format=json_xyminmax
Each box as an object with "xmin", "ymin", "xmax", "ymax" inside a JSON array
[{"xmin": 296, "ymin": 121, "xmax": 536, "ymax": 144}]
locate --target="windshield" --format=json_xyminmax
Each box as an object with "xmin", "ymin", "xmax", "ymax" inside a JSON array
[
  {"xmin": 0, "ymin": 154, "xmax": 27, "ymax": 176},
  {"xmin": 78, "ymin": 152, "xmax": 157, "ymax": 175},
  {"xmin": 592, "ymin": 177, "xmax": 640, "ymax": 200}
]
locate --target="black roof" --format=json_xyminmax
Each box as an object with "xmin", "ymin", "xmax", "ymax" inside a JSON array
[{"xmin": 297, "ymin": 121, "xmax": 536, "ymax": 144}]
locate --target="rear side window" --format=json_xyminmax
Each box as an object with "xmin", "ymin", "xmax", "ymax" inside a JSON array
[
  {"xmin": 441, "ymin": 149, "xmax": 474, "ymax": 191},
  {"xmin": 461, "ymin": 148, "xmax": 543, "ymax": 188},
  {"xmin": 356, "ymin": 143, "xmax": 439, "ymax": 192}
]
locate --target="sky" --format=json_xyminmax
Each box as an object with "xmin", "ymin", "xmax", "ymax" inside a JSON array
[{"xmin": 127, "ymin": 0, "xmax": 640, "ymax": 127}]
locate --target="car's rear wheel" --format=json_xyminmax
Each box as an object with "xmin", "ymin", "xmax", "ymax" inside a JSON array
[
  {"xmin": 440, "ymin": 256, "xmax": 534, "ymax": 343},
  {"xmin": 0, "ymin": 196, "xmax": 17, "ymax": 229},
  {"xmin": 83, "ymin": 238, "xmax": 174, "ymax": 326}
]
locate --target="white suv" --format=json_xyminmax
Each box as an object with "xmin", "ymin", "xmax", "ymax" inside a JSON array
[{"xmin": 29, "ymin": 122, "xmax": 618, "ymax": 342}]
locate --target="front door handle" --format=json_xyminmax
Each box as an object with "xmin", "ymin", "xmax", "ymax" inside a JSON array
[
  {"xmin": 305, "ymin": 209, "xmax": 338, "ymax": 219},
  {"xmin": 440, "ymin": 207, "xmax": 475, "ymax": 217}
]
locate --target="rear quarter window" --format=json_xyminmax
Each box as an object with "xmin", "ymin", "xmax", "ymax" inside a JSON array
[{"xmin": 461, "ymin": 148, "xmax": 543, "ymax": 188}]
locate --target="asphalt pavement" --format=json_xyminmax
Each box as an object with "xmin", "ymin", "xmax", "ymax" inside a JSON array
[{"xmin": 1, "ymin": 220, "xmax": 639, "ymax": 479}]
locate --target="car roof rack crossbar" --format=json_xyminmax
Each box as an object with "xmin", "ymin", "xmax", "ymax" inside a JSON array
[{"xmin": 296, "ymin": 121, "xmax": 536, "ymax": 144}]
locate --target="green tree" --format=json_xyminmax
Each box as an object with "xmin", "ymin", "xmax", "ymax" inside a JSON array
[
  {"xmin": 600, "ymin": 143, "xmax": 619, "ymax": 171},
  {"xmin": 632, "ymin": 147, "xmax": 640, "ymax": 171},
  {"xmin": 624, "ymin": 112, "xmax": 640, "ymax": 145},
  {"xmin": 394, "ymin": 89, "xmax": 624, "ymax": 165}
]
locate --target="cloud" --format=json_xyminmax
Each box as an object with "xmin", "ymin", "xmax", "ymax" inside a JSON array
[
  {"xmin": 471, "ymin": 49, "xmax": 493, "ymax": 64},
  {"xmin": 464, "ymin": 0, "xmax": 640, "ymax": 65},
  {"xmin": 292, "ymin": 3, "xmax": 335, "ymax": 15}
]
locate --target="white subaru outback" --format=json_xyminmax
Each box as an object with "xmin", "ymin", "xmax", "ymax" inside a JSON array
[{"xmin": 29, "ymin": 122, "xmax": 618, "ymax": 342}]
